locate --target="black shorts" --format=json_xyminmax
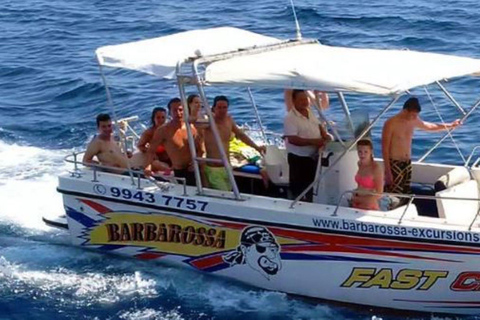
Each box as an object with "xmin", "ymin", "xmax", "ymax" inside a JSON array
[
  {"xmin": 173, "ymin": 169, "xmax": 196, "ymax": 186},
  {"xmin": 288, "ymin": 153, "xmax": 318, "ymax": 202}
]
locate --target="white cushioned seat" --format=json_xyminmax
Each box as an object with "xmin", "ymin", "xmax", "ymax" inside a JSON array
[
  {"xmin": 265, "ymin": 145, "xmax": 289, "ymax": 185},
  {"xmin": 436, "ymin": 180, "xmax": 479, "ymax": 225}
]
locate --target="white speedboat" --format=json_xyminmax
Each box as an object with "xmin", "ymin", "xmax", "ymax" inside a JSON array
[{"xmin": 48, "ymin": 26, "xmax": 480, "ymax": 315}]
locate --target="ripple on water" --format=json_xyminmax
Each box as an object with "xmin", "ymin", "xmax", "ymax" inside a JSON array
[{"xmin": 1, "ymin": 0, "xmax": 480, "ymax": 319}]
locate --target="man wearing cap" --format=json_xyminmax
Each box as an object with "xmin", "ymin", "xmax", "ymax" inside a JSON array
[{"xmin": 382, "ymin": 97, "xmax": 461, "ymax": 197}]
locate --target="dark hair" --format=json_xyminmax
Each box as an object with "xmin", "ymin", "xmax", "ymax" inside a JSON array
[
  {"xmin": 403, "ymin": 97, "xmax": 421, "ymax": 113},
  {"xmin": 292, "ymin": 89, "xmax": 306, "ymax": 100},
  {"xmin": 151, "ymin": 107, "xmax": 166, "ymax": 126},
  {"xmin": 187, "ymin": 94, "xmax": 199, "ymax": 105},
  {"xmin": 96, "ymin": 113, "xmax": 111, "ymax": 127},
  {"xmin": 167, "ymin": 97, "xmax": 181, "ymax": 111},
  {"xmin": 212, "ymin": 95, "xmax": 229, "ymax": 109},
  {"xmin": 357, "ymin": 139, "xmax": 373, "ymax": 149}
]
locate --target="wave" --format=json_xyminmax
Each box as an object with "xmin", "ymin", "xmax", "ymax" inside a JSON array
[
  {"xmin": 0, "ymin": 255, "xmax": 158, "ymax": 306},
  {"xmin": 118, "ymin": 308, "xmax": 184, "ymax": 320},
  {"xmin": 0, "ymin": 140, "xmax": 69, "ymax": 232},
  {"xmin": 0, "ymin": 66, "xmax": 41, "ymax": 78},
  {"xmin": 52, "ymin": 81, "xmax": 105, "ymax": 102}
]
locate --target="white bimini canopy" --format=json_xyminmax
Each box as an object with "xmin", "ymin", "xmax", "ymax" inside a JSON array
[
  {"xmin": 205, "ymin": 43, "xmax": 480, "ymax": 95},
  {"xmin": 96, "ymin": 27, "xmax": 280, "ymax": 79},
  {"xmin": 96, "ymin": 26, "xmax": 480, "ymax": 95}
]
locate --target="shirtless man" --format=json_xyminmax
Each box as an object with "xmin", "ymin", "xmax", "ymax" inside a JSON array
[
  {"xmin": 382, "ymin": 97, "xmax": 461, "ymax": 196},
  {"xmin": 203, "ymin": 95, "xmax": 266, "ymax": 191},
  {"xmin": 144, "ymin": 98, "xmax": 203, "ymax": 186},
  {"xmin": 83, "ymin": 113, "xmax": 129, "ymax": 170}
]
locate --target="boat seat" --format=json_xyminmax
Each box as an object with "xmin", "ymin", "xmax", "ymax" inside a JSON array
[
  {"xmin": 434, "ymin": 166, "xmax": 470, "ymax": 192},
  {"xmin": 265, "ymin": 145, "xmax": 289, "ymax": 185},
  {"xmin": 411, "ymin": 183, "xmax": 438, "ymax": 217},
  {"xmin": 470, "ymin": 167, "xmax": 480, "ymax": 193},
  {"xmin": 436, "ymin": 180, "xmax": 479, "ymax": 225}
]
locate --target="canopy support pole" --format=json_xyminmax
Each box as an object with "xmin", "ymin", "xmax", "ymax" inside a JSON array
[
  {"xmin": 192, "ymin": 62, "xmax": 241, "ymax": 200},
  {"xmin": 311, "ymin": 103, "xmax": 346, "ymax": 148},
  {"xmin": 290, "ymin": 95, "xmax": 401, "ymax": 208},
  {"xmin": 96, "ymin": 60, "xmax": 135, "ymax": 186},
  {"xmin": 337, "ymin": 92, "xmax": 355, "ymax": 137},
  {"xmin": 436, "ymin": 81, "xmax": 467, "ymax": 116},
  {"xmin": 418, "ymin": 96, "xmax": 480, "ymax": 163},
  {"xmin": 246, "ymin": 87, "xmax": 268, "ymax": 145},
  {"xmin": 176, "ymin": 63, "xmax": 203, "ymax": 194},
  {"xmin": 289, "ymin": 0, "xmax": 303, "ymax": 40}
]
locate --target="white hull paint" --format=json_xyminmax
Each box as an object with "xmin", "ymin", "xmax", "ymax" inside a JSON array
[{"xmin": 58, "ymin": 171, "xmax": 480, "ymax": 315}]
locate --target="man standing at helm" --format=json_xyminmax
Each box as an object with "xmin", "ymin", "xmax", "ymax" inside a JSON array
[
  {"xmin": 284, "ymin": 89, "xmax": 332, "ymax": 202},
  {"xmin": 382, "ymin": 97, "xmax": 461, "ymax": 198}
]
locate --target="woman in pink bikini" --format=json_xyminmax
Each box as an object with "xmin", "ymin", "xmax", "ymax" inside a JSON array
[{"xmin": 352, "ymin": 139, "xmax": 384, "ymax": 210}]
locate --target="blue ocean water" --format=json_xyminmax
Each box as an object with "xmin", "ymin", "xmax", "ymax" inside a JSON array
[{"xmin": 1, "ymin": 0, "xmax": 480, "ymax": 319}]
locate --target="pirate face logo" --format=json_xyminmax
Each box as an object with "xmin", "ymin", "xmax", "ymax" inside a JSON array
[{"xmin": 223, "ymin": 226, "xmax": 282, "ymax": 279}]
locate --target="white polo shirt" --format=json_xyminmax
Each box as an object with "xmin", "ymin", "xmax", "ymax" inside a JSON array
[{"xmin": 284, "ymin": 108, "xmax": 321, "ymax": 157}]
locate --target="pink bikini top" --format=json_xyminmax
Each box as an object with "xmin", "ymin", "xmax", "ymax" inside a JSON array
[{"xmin": 355, "ymin": 174, "xmax": 376, "ymax": 189}]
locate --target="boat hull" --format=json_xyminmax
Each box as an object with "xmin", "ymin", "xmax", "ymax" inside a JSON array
[{"xmin": 60, "ymin": 189, "xmax": 480, "ymax": 315}]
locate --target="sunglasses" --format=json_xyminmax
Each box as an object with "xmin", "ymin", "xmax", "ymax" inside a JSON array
[{"xmin": 255, "ymin": 244, "xmax": 278, "ymax": 253}]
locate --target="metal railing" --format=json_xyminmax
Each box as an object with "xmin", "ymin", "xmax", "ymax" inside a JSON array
[
  {"xmin": 465, "ymin": 145, "xmax": 480, "ymax": 167},
  {"xmin": 64, "ymin": 152, "xmax": 187, "ymax": 195},
  {"xmin": 333, "ymin": 189, "xmax": 480, "ymax": 230}
]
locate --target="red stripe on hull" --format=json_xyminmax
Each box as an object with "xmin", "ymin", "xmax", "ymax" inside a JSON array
[
  {"xmin": 135, "ymin": 252, "xmax": 165, "ymax": 260},
  {"xmin": 190, "ymin": 254, "xmax": 225, "ymax": 269},
  {"xmin": 79, "ymin": 199, "xmax": 111, "ymax": 214}
]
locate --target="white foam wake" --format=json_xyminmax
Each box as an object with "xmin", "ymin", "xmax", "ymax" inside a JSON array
[
  {"xmin": 0, "ymin": 140, "xmax": 70, "ymax": 232},
  {"xmin": 0, "ymin": 256, "xmax": 158, "ymax": 306},
  {"xmin": 119, "ymin": 308, "xmax": 184, "ymax": 320}
]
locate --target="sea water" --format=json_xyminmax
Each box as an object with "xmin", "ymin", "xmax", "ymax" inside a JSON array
[{"xmin": 1, "ymin": 0, "xmax": 479, "ymax": 319}]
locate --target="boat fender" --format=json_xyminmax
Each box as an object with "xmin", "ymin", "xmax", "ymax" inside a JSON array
[{"xmin": 434, "ymin": 166, "xmax": 471, "ymax": 192}]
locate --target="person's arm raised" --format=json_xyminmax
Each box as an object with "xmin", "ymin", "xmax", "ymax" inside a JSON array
[
  {"xmin": 284, "ymin": 89, "xmax": 294, "ymax": 112},
  {"xmin": 311, "ymin": 90, "xmax": 329, "ymax": 110},
  {"xmin": 416, "ymin": 118, "xmax": 461, "ymax": 132}
]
